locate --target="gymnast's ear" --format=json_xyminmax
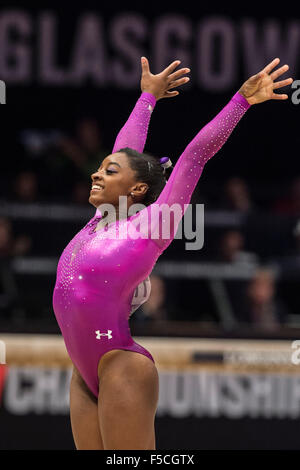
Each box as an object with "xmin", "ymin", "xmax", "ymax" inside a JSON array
[{"xmin": 130, "ymin": 182, "xmax": 149, "ymax": 199}]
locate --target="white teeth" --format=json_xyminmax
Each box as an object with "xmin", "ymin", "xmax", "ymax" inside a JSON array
[{"xmin": 92, "ymin": 185, "xmax": 102, "ymax": 190}]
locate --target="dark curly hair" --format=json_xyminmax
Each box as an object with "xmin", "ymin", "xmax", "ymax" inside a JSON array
[{"xmin": 118, "ymin": 147, "xmax": 173, "ymax": 206}]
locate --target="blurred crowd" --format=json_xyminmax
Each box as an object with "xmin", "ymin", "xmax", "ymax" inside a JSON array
[{"xmin": 1, "ymin": 118, "xmax": 300, "ymax": 332}]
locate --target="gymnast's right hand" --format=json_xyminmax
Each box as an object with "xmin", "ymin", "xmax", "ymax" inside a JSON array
[{"xmin": 140, "ymin": 57, "xmax": 190, "ymax": 101}]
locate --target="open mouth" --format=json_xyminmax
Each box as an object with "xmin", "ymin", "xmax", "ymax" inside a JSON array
[{"xmin": 91, "ymin": 185, "xmax": 104, "ymax": 192}]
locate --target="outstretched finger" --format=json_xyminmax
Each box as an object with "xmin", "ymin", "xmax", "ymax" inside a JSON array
[
  {"xmin": 163, "ymin": 90, "xmax": 180, "ymax": 98},
  {"xmin": 271, "ymin": 92, "xmax": 289, "ymax": 100},
  {"xmin": 270, "ymin": 64, "xmax": 289, "ymax": 81},
  {"xmin": 262, "ymin": 57, "xmax": 280, "ymax": 75},
  {"xmin": 161, "ymin": 60, "xmax": 181, "ymax": 77},
  {"xmin": 168, "ymin": 67, "xmax": 191, "ymax": 82},
  {"xmin": 273, "ymin": 77, "xmax": 293, "ymax": 90},
  {"xmin": 141, "ymin": 56, "xmax": 150, "ymax": 75},
  {"xmin": 168, "ymin": 77, "xmax": 190, "ymax": 90}
]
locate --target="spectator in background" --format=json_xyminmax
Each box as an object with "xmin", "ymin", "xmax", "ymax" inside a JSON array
[
  {"xmin": 0, "ymin": 217, "xmax": 32, "ymax": 258},
  {"xmin": 273, "ymin": 176, "xmax": 300, "ymax": 215},
  {"xmin": 237, "ymin": 268, "xmax": 288, "ymax": 330},
  {"xmin": 58, "ymin": 117, "xmax": 108, "ymax": 180},
  {"xmin": 216, "ymin": 230, "xmax": 259, "ymax": 265},
  {"xmin": 0, "ymin": 217, "xmax": 13, "ymax": 257},
  {"xmin": 132, "ymin": 275, "xmax": 168, "ymax": 323},
  {"xmin": 0, "ymin": 217, "xmax": 31, "ymax": 320},
  {"xmin": 9, "ymin": 171, "xmax": 39, "ymax": 203},
  {"xmin": 211, "ymin": 230, "xmax": 259, "ymax": 324},
  {"xmin": 20, "ymin": 128, "xmax": 79, "ymax": 201},
  {"xmin": 20, "ymin": 119, "xmax": 108, "ymax": 202},
  {"xmin": 275, "ymin": 218, "xmax": 300, "ymax": 276},
  {"xmin": 71, "ymin": 180, "xmax": 92, "ymax": 206},
  {"xmin": 220, "ymin": 177, "xmax": 253, "ymax": 213},
  {"xmin": 289, "ymin": 219, "xmax": 300, "ymax": 263}
]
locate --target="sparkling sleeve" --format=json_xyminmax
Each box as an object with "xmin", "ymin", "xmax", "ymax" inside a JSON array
[
  {"xmin": 95, "ymin": 92, "xmax": 157, "ymax": 216},
  {"xmin": 132, "ymin": 92, "xmax": 251, "ymax": 251},
  {"xmin": 112, "ymin": 92, "xmax": 157, "ymax": 154}
]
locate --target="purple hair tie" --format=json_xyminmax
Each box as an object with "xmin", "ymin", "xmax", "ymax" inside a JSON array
[{"xmin": 160, "ymin": 157, "xmax": 172, "ymax": 173}]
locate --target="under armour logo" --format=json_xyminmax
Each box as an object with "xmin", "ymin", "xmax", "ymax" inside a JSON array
[{"xmin": 95, "ymin": 329, "xmax": 113, "ymax": 340}]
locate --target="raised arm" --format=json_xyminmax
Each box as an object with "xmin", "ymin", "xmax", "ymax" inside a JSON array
[
  {"xmin": 112, "ymin": 91, "xmax": 156, "ymax": 154},
  {"xmin": 134, "ymin": 58, "xmax": 293, "ymax": 251},
  {"xmin": 112, "ymin": 58, "xmax": 190, "ymax": 154}
]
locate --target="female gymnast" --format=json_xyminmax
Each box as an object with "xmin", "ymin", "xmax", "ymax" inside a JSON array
[{"xmin": 52, "ymin": 57, "xmax": 292, "ymax": 450}]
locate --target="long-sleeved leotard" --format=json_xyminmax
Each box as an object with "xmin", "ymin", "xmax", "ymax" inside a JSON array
[
  {"xmin": 111, "ymin": 91, "xmax": 156, "ymax": 155},
  {"xmin": 52, "ymin": 91, "xmax": 251, "ymax": 398},
  {"xmin": 109, "ymin": 91, "xmax": 157, "ymax": 316}
]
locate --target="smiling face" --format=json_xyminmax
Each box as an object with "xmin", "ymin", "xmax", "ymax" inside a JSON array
[{"xmin": 89, "ymin": 152, "xmax": 148, "ymax": 212}]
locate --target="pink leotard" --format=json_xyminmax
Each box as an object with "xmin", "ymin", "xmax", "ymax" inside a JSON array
[{"xmin": 52, "ymin": 91, "xmax": 251, "ymax": 397}]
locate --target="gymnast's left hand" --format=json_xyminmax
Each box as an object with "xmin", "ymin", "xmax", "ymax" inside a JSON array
[
  {"xmin": 238, "ymin": 58, "xmax": 293, "ymax": 105},
  {"xmin": 140, "ymin": 57, "xmax": 190, "ymax": 100}
]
